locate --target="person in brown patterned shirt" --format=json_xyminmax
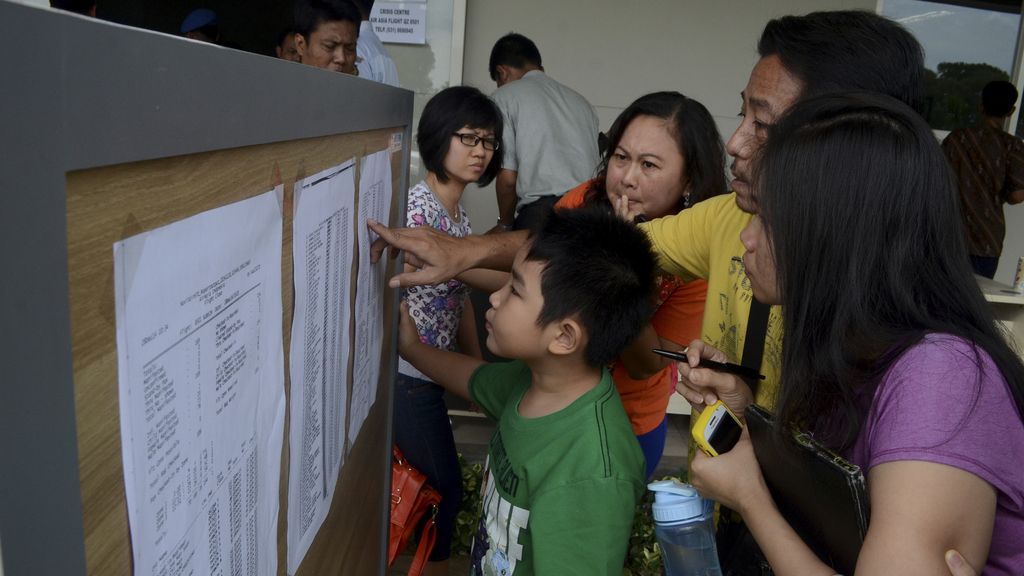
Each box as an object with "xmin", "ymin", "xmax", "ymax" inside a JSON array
[{"xmin": 942, "ymin": 80, "xmax": 1024, "ymax": 278}]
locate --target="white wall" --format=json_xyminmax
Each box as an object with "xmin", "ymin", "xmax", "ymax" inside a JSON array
[
  {"xmin": 456, "ymin": 0, "xmax": 874, "ymax": 229},
  {"xmin": 451, "ymin": 0, "xmax": 1024, "ymax": 284}
]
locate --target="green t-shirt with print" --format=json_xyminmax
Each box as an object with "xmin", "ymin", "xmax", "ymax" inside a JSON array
[{"xmin": 468, "ymin": 360, "xmax": 645, "ymax": 575}]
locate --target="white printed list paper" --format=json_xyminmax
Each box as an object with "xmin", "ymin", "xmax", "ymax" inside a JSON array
[
  {"xmin": 114, "ymin": 189, "xmax": 286, "ymax": 576},
  {"xmin": 286, "ymin": 161, "xmax": 356, "ymax": 574}
]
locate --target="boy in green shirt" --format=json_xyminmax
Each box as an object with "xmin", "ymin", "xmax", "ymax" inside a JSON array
[{"xmin": 398, "ymin": 206, "xmax": 655, "ymax": 574}]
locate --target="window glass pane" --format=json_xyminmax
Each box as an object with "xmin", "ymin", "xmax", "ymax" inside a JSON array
[{"xmin": 880, "ymin": 0, "xmax": 1021, "ymax": 131}]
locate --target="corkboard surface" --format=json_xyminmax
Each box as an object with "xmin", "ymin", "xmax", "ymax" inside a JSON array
[{"xmin": 67, "ymin": 129, "xmax": 403, "ymax": 575}]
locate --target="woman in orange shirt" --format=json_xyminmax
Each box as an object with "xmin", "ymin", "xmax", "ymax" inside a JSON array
[{"xmin": 556, "ymin": 91, "xmax": 726, "ymax": 477}]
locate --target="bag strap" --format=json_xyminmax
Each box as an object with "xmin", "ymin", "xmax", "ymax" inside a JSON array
[
  {"xmin": 741, "ymin": 297, "xmax": 770, "ymax": 398},
  {"xmin": 406, "ymin": 505, "xmax": 438, "ymax": 576}
]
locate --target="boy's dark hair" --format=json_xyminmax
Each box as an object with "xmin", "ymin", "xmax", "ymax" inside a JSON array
[
  {"xmin": 982, "ymin": 80, "xmax": 1019, "ymax": 117},
  {"xmin": 525, "ymin": 206, "xmax": 656, "ymax": 367},
  {"xmin": 417, "ymin": 86, "xmax": 504, "ymax": 187},
  {"xmin": 294, "ymin": 0, "xmax": 361, "ymax": 39},
  {"xmin": 758, "ymin": 11, "xmax": 925, "ymax": 112},
  {"xmin": 488, "ymin": 33, "xmax": 542, "ymax": 81}
]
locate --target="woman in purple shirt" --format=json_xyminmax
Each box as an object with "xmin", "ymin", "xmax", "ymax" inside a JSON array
[{"xmin": 683, "ymin": 92, "xmax": 1024, "ymax": 574}]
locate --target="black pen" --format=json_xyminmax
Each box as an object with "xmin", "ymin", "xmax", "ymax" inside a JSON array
[{"xmin": 651, "ymin": 348, "xmax": 765, "ymax": 381}]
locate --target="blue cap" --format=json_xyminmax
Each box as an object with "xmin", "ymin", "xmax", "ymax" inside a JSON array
[{"xmin": 181, "ymin": 8, "xmax": 218, "ymax": 34}]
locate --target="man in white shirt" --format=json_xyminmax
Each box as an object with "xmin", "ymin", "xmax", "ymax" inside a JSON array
[
  {"xmin": 353, "ymin": 0, "xmax": 400, "ymax": 87},
  {"xmin": 489, "ymin": 33, "xmax": 600, "ymax": 232}
]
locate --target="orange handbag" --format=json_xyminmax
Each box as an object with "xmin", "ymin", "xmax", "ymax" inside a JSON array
[{"xmin": 388, "ymin": 446, "xmax": 442, "ymax": 576}]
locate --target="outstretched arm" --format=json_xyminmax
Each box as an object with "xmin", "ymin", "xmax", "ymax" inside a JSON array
[
  {"xmin": 368, "ymin": 219, "xmax": 527, "ymax": 288},
  {"xmin": 397, "ymin": 302, "xmax": 483, "ymax": 400},
  {"xmin": 458, "ymin": 268, "xmax": 510, "ymax": 294}
]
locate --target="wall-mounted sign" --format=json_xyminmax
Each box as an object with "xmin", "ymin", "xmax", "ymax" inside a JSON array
[{"xmin": 370, "ymin": 2, "xmax": 427, "ymax": 45}]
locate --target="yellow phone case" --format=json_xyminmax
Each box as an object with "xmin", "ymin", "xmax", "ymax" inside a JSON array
[{"xmin": 691, "ymin": 400, "xmax": 742, "ymax": 457}]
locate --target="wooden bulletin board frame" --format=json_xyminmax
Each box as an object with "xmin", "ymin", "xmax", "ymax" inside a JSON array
[{"xmin": 0, "ymin": 3, "xmax": 412, "ymax": 575}]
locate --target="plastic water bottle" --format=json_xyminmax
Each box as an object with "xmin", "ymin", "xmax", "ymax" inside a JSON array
[{"xmin": 648, "ymin": 479, "xmax": 722, "ymax": 576}]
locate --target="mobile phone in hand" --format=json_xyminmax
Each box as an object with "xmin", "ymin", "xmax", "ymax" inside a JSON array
[{"xmin": 691, "ymin": 400, "xmax": 743, "ymax": 457}]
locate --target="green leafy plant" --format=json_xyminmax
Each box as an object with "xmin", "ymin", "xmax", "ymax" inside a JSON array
[{"xmin": 452, "ymin": 452, "xmax": 484, "ymax": 556}]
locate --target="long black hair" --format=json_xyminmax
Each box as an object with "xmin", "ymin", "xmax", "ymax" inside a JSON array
[
  {"xmin": 584, "ymin": 91, "xmax": 726, "ymax": 215},
  {"xmin": 756, "ymin": 92, "xmax": 1024, "ymax": 449}
]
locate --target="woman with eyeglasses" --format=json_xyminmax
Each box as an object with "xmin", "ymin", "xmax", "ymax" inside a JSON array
[{"xmin": 392, "ymin": 85, "xmax": 503, "ymax": 575}]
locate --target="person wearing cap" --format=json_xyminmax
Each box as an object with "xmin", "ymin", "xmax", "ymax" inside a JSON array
[
  {"xmin": 293, "ymin": 0, "xmax": 361, "ymax": 76},
  {"xmin": 180, "ymin": 8, "xmax": 219, "ymax": 44}
]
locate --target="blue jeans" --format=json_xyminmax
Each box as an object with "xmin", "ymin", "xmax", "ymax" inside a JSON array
[
  {"xmin": 636, "ymin": 416, "xmax": 668, "ymax": 480},
  {"xmin": 393, "ymin": 373, "xmax": 463, "ymax": 561}
]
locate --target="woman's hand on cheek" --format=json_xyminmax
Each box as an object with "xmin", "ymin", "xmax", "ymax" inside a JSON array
[{"xmin": 688, "ymin": 428, "xmax": 766, "ymax": 514}]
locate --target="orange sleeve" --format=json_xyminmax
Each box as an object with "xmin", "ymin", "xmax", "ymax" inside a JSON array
[
  {"xmin": 555, "ymin": 180, "xmax": 593, "ymax": 210},
  {"xmin": 613, "ymin": 278, "xmax": 707, "ymax": 435},
  {"xmin": 650, "ymin": 279, "xmax": 707, "ymax": 346}
]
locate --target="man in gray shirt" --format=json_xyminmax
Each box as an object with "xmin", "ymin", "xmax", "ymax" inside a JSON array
[{"xmin": 489, "ymin": 33, "xmax": 600, "ymax": 231}]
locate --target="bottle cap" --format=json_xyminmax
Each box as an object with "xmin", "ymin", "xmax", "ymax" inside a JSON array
[{"xmin": 647, "ymin": 479, "xmax": 704, "ymax": 524}]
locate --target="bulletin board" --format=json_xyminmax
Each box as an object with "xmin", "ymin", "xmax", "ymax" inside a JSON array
[{"xmin": 0, "ymin": 3, "xmax": 411, "ymax": 575}]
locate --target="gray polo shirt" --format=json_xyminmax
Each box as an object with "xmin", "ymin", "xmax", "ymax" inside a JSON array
[{"xmin": 492, "ymin": 70, "xmax": 600, "ymax": 211}]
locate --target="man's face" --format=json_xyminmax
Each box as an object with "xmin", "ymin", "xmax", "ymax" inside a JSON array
[
  {"xmin": 725, "ymin": 54, "xmax": 803, "ymax": 213},
  {"xmin": 276, "ymin": 33, "xmax": 300, "ymax": 62},
  {"xmin": 296, "ymin": 20, "xmax": 358, "ymax": 74}
]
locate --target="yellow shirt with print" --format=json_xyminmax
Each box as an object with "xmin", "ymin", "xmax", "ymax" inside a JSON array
[{"xmin": 639, "ymin": 193, "xmax": 783, "ymax": 412}]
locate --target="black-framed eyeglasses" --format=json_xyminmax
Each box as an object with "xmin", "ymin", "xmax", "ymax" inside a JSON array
[{"xmin": 453, "ymin": 132, "xmax": 500, "ymax": 151}]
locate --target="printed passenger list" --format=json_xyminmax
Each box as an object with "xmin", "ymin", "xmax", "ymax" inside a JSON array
[
  {"xmin": 114, "ymin": 189, "xmax": 286, "ymax": 576},
  {"xmin": 286, "ymin": 161, "xmax": 356, "ymax": 574},
  {"xmin": 349, "ymin": 148, "xmax": 393, "ymax": 444}
]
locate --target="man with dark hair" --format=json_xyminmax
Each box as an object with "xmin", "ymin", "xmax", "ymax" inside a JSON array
[
  {"xmin": 488, "ymin": 32, "xmax": 600, "ymax": 232},
  {"xmin": 293, "ymin": 0, "xmax": 361, "ymax": 75},
  {"xmin": 942, "ymin": 79, "xmax": 1024, "ymax": 278},
  {"xmin": 351, "ymin": 0, "xmax": 399, "ymax": 86},
  {"xmin": 275, "ymin": 28, "xmax": 300, "ymax": 62}
]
